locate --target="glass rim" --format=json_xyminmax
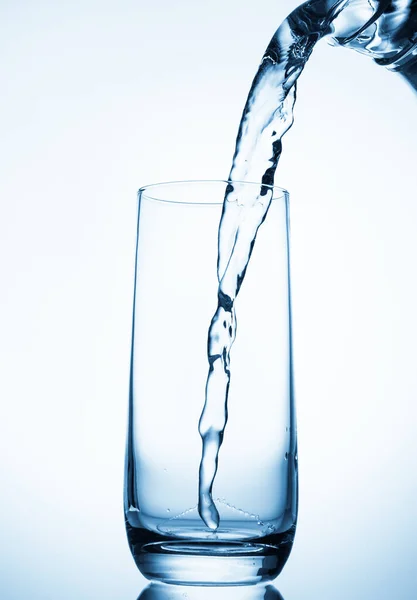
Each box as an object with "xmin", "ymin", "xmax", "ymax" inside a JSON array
[{"xmin": 138, "ymin": 179, "xmax": 289, "ymax": 205}]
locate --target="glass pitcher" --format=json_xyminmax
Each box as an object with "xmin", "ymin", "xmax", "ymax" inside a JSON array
[
  {"xmin": 289, "ymin": 0, "xmax": 417, "ymax": 89},
  {"xmin": 328, "ymin": 0, "xmax": 417, "ymax": 89}
]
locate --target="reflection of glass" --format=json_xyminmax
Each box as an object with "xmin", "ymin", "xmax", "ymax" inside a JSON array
[
  {"xmin": 125, "ymin": 181, "xmax": 297, "ymax": 585},
  {"xmin": 137, "ymin": 582, "xmax": 285, "ymax": 600}
]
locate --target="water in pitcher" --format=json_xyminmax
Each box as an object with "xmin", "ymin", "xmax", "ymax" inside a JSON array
[{"xmin": 198, "ymin": 0, "xmax": 417, "ymax": 529}]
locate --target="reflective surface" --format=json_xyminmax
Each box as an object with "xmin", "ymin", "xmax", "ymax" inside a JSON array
[{"xmin": 137, "ymin": 582, "xmax": 284, "ymax": 600}]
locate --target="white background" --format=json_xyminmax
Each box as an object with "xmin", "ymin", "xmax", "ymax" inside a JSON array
[{"xmin": 0, "ymin": 1, "xmax": 416, "ymax": 599}]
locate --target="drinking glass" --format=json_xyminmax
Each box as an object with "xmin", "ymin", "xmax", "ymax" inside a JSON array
[{"xmin": 125, "ymin": 180, "xmax": 297, "ymax": 586}]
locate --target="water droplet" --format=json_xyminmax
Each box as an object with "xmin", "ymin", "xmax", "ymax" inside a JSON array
[
  {"xmin": 285, "ymin": 452, "xmax": 288, "ymax": 460},
  {"xmin": 166, "ymin": 508, "xmax": 171, "ymax": 512}
]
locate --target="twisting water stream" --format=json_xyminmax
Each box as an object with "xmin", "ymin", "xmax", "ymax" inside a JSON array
[{"xmin": 197, "ymin": 0, "xmax": 417, "ymax": 529}]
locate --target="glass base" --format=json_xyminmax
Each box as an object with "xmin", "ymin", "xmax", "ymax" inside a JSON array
[{"xmin": 126, "ymin": 522, "xmax": 295, "ymax": 586}]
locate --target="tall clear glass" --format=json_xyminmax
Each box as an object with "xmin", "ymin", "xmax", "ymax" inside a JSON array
[{"xmin": 125, "ymin": 180, "xmax": 297, "ymax": 586}]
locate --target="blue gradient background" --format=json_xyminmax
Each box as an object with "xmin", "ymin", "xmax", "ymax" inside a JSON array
[{"xmin": 0, "ymin": 1, "xmax": 416, "ymax": 599}]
